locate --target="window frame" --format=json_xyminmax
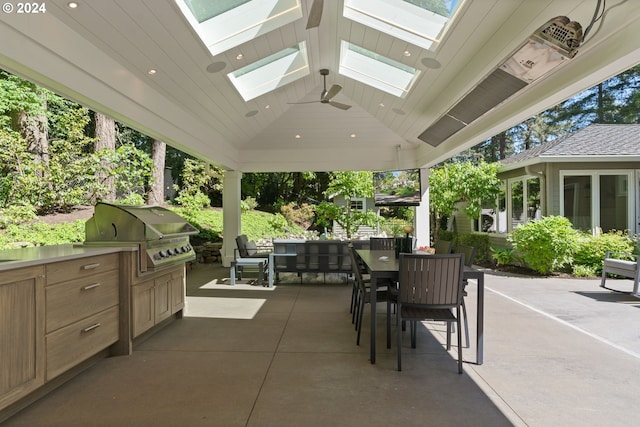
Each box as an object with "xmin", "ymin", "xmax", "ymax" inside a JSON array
[{"xmin": 560, "ymin": 169, "xmax": 634, "ymax": 234}]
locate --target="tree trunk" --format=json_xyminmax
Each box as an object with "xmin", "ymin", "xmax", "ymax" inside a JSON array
[
  {"xmin": 498, "ymin": 131, "xmax": 507, "ymax": 160},
  {"xmin": 148, "ymin": 139, "xmax": 166, "ymax": 205},
  {"xmin": 14, "ymin": 93, "xmax": 49, "ymax": 175},
  {"xmin": 94, "ymin": 113, "xmax": 116, "ymax": 201}
]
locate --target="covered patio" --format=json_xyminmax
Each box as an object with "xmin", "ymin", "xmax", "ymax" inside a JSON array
[{"xmin": 4, "ymin": 264, "xmax": 640, "ymax": 427}]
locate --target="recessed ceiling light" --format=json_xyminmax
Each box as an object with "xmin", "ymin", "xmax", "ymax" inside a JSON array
[
  {"xmin": 264, "ymin": 104, "xmax": 270, "ymax": 109},
  {"xmin": 403, "ymin": 50, "xmax": 411, "ymax": 57},
  {"xmin": 350, "ymin": 133, "xmax": 357, "ymax": 138},
  {"xmin": 67, "ymin": 2, "xmax": 78, "ymax": 8},
  {"xmin": 147, "ymin": 69, "xmax": 157, "ymax": 75},
  {"xmin": 245, "ymin": 110, "xmax": 258, "ymax": 117},
  {"xmin": 379, "ymin": 103, "xmax": 385, "ymax": 108},
  {"xmin": 295, "ymin": 134, "xmax": 301, "ymax": 139},
  {"xmin": 236, "ymin": 53, "xmax": 244, "ymax": 60}
]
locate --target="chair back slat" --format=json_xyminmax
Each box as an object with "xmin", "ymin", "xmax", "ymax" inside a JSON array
[
  {"xmin": 398, "ymin": 253, "xmax": 464, "ymax": 307},
  {"xmin": 370, "ymin": 237, "xmax": 395, "ymax": 250}
]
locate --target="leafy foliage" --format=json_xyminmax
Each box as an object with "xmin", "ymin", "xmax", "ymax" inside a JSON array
[
  {"xmin": 573, "ymin": 230, "xmax": 635, "ymax": 274},
  {"xmin": 508, "ymin": 216, "xmax": 581, "ymax": 274},
  {"xmin": 174, "ymin": 158, "xmax": 220, "ymax": 216},
  {"xmin": 279, "ymin": 202, "xmax": 315, "ymax": 229},
  {"xmin": 316, "ymin": 171, "xmax": 376, "ymax": 238},
  {"xmin": 0, "ymin": 220, "xmax": 85, "ymax": 250}
]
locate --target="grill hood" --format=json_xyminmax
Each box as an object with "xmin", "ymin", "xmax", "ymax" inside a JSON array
[{"xmin": 85, "ymin": 202, "xmax": 198, "ymax": 242}]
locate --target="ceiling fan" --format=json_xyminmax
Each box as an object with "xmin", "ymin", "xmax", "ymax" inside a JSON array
[
  {"xmin": 290, "ymin": 69, "xmax": 352, "ymax": 110},
  {"xmin": 306, "ymin": 0, "xmax": 323, "ymax": 29}
]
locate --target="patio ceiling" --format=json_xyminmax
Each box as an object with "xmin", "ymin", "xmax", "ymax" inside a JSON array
[{"xmin": 0, "ymin": 0, "xmax": 638, "ymax": 173}]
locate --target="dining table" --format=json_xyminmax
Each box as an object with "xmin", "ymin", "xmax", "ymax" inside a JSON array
[{"xmin": 355, "ymin": 249, "xmax": 484, "ymax": 365}]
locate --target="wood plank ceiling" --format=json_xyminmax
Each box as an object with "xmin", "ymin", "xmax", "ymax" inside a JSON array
[{"xmin": 0, "ymin": 0, "xmax": 638, "ymax": 172}]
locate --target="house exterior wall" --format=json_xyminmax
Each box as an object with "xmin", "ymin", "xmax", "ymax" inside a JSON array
[{"xmin": 451, "ymin": 160, "xmax": 640, "ymax": 249}]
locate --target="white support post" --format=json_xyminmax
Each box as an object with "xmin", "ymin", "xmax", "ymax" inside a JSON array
[
  {"xmin": 221, "ymin": 170, "xmax": 242, "ymax": 267},
  {"xmin": 414, "ymin": 168, "xmax": 430, "ymax": 249}
]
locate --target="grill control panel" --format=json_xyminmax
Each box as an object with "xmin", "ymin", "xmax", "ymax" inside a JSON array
[{"xmin": 144, "ymin": 236, "xmax": 195, "ymax": 271}]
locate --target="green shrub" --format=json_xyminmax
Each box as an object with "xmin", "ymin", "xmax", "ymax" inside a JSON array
[
  {"xmin": 572, "ymin": 264, "xmax": 597, "ymax": 277},
  {"xmin": 508, "ymin": 216, "xmax": 580, "ymax": 274},
  {"xmin": 438, "ymin": 229, "xmax": 455, "ymax": 243},
  {"xmin": 573, "ymin": 230, "xmax": 635, "ymax": 274},
  {"xmin": 0, "ymin": 220, "xmax": 85, "ymax": 249},
  {"xmin": 241, "ymin": 196, "xmax": 258, "ymax": 212},
  {"xmin": 457, "ymin": 233, "xmax": 490, "ymax": 263},
  {"xmin": 279, "ymin": 202, "xmax": 315, "ymax": 229},
  {"xmin": 491, "ymin": 246, "xmax": 514, "ymax": 266},
  {"xmin": 268, "ymin": 213, "xmax": 288, "ymax": 233},
  {"xmin": 0, "ymin": 203, "xmax": 37, "ymax": 228}
]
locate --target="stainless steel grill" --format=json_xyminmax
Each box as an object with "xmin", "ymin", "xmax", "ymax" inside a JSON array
[{"xmin": 84, "ymin": 202, "xmax": 198, "ymax": 272}]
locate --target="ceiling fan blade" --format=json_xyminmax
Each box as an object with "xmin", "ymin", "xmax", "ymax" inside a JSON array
[
  {"xmin": 306, "ymin": 0, "xmax": 324, "ymax": 29},
  {"xmin": 322, "ymin": 84, "xmax": 342, "ymax": 101},
  {"xmin": 329, "ymin": 101, "xmax": 352, "ymax": 110},
  {"xmin": 287, "ymin": 101, "xmax": 321, "ymax": 105}
]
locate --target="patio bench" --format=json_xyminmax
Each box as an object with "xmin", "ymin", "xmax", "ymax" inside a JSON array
[{"xmin": 600, "ymin": 251, "xmax": 640, "ymax": 297}]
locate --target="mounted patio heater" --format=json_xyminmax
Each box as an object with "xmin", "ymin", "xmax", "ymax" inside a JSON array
[{"xmin": 418, "ymin": 16, "xmax": 583, "ymax": 147}]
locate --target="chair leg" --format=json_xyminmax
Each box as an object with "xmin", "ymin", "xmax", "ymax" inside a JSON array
[
  {"xmin": 356, "ymin": 292, "xmax": 365, "ymax": 345},
  {"xmin": 352, "ymin": 288, "xmax": 360, "ymax": 326},
  {"xmin": 446, "ymin": 322, "xmax": 452, "ymax": 350},
  {"xmin": 350, "ymin": 282, "xmax": 357, "ymax": 315}
]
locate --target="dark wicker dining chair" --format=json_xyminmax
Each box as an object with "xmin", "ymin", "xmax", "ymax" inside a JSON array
[{"xmin": 396, "ymin": 253, "xmax": 465, "ymax": 373}]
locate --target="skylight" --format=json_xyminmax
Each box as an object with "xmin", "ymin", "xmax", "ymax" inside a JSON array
[
  {"xmin": 175, "ymin": 0, "xmax": 302, "ymax": 57},
  {"xmin": 228, "ymin": 42, "xmax": 309, "ymax": 101},
  {"xmin": 339, "ymin": 41, "xmax": 420, "ymax": 98},
  {"xmin": 343, "ymin": 0, "xmax": 462, "ymax": 50}
]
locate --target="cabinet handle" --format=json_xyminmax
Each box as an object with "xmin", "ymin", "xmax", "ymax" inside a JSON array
[
  {"xmin": 82, "ymin": 283, "xmax": 101, "ymax": 291},
  {"xmin": 81, "ymin": 323, "xmax": 102, "ymax": 333},
  {"xmin": 82, "ymin": 263, "xmax": 101, "ymax": 270}
]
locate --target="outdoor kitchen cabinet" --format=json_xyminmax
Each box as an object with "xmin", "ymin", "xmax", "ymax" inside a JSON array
[
  {"xmin": 131, "ymin": 264, "xmax": 185, "ymax": 338},
  {"xmin": 0, "ymin": 266, "xmax": 45, "ymax": 411},
  {"xmin": 44, "ymin": 253, "xmax": 120, "ymax": 381}
]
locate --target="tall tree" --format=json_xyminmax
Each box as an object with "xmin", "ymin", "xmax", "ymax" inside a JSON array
[
  {"xmin": 148, "ymin": 139, "xmax": 166, "ymax": 205},
  {"xmin": 94, "ymin": 112, "xmax": 116, "ymax": 201},
  {"xmin": 0, "ymin": 71, "xmax": 50, "ymax": 173}
]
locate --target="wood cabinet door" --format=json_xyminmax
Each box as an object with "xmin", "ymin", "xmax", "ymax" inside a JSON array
[
  {"xmin": 170, "ymin": 269, "xmax": 185, "ymax": 313},
  {"xmin": 154, "ymin": 274, "xmax": 172, "ymax": 323},
  {"xmin": 131, "ymin": 280, "xmax": 155, "ymax": 338},
  {"xmin": 0, "ymin": 267, "xmax": 45, "ymax": 410}
]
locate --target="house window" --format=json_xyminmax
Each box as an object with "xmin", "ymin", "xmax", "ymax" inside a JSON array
[
  {"xmin": 350, "ymin": 198, "xmax": 365, "ymax": 212},
  {"xmin": 561, "ymin": 171, "xmax": 631, "ymax": 233},
  {"xmin": 474, "ymin": 184, "xmax": 506, "ymax": 233},
  {"xmin": 507, "ymin": 176, "xmax": 541, "ymax": 232}
]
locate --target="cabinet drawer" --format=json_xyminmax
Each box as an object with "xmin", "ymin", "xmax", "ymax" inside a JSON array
[
  {"xmin": 46, "ymin": 271, "xmax": 119, "ymax": 333},
  {"xmin": 46, "ymin": 253, "xmax": 119, "ymax": 285},
  {"xmin": 46, "ymin": 305, "xmax": 119, "ymax": 381}
]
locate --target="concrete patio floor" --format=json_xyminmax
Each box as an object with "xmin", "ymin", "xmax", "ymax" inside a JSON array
[{"xmin": 2, "ymin": 262, "xmax": 639, "ymax": 427}]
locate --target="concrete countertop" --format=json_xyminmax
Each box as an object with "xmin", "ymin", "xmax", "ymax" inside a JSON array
[{"xmin": 0, "ymin": 243, "xmax": 137, "ymax": 271}]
